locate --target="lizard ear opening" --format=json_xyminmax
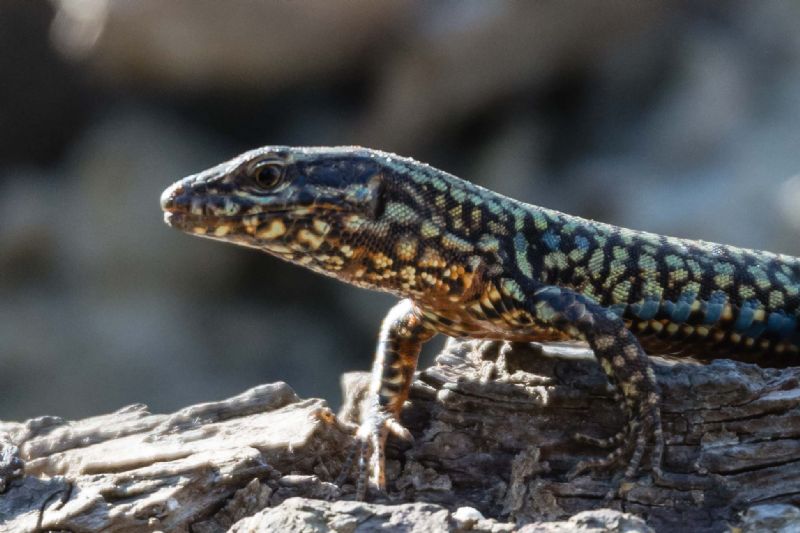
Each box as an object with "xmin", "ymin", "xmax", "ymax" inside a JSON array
[{"xmin": 367, "ymin": 174, "xmax": 386, "ymax": 220}]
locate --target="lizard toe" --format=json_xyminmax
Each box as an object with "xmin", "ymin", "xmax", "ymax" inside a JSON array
[
  {"xmin": 338, "ymin": 409, "xmax": 406, "ymax": 500},
  {"xmin": 567, "ymin": 402, "xmax": 663, "ymax": 497}
]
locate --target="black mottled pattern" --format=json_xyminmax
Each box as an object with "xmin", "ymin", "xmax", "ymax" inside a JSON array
[{"xmin": 161, "ymin": 145, "xmax": 800, "ymax": 496}]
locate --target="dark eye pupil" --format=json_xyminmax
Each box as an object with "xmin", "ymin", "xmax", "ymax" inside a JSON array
[{"xmin": 254, "ymin": 163, "xmax": 283, "ymax": 189}]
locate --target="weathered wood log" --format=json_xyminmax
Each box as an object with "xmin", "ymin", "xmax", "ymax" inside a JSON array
[
  {"xmin": 2, "ymin": 340, "xmax": 800, "ymax": 532},
  {"xmin": 382, "ymin": 339, "xmax": 800, "ymax": 532},
  {"xmin": 0, "ymin": 384, "xmax": 350, "ymax": 532}
]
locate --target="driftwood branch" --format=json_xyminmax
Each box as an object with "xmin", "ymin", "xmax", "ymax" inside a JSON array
[{"xmin": 3, "ymin": 340, "xmax": 800, "ymax": 531}]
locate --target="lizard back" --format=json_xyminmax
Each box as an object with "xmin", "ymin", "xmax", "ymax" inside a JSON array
[{"xmin": 381, "ymin": 154, "xmax": 800, "ymax": 362}]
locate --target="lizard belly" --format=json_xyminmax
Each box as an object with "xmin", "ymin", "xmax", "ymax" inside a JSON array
[
  {"xmin": 418, "ymin": 303, "xmax": 573, "ymax": 343},
  {"xmin": 630, "ymin": 317, "xmax": 800, "ymax": 363}
]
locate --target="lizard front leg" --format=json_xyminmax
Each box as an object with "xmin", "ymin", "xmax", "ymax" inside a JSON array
[
  {"xmin": 348, "ymin": 298, "xmax": 436, "ymax": 499},
  {"xmin": 522, "ymin": 284, "xmax": 664, "ymax": 487}
]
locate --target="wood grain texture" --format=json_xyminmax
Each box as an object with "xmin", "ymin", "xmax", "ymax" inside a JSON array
[
  {"xmin": 3, "ymin": 343, "xmax": 800, "ymax": 531},
  {"xmin": 348, "ymin": 340, "xmax": 800, "ymax": 531}
]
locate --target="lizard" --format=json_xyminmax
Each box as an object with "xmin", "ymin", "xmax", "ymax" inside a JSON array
[{"xmin": 159, "ymin": 145, "xmax": 800, "ymax": 498}]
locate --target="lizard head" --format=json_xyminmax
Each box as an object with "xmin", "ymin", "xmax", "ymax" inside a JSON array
[
  {"xmin": 162, "ymin": 145, "xmax": 489, "ymax": 297},
  {"xmin": 161, "ymin": 146, "xmax": 398, "ymax": 280}
]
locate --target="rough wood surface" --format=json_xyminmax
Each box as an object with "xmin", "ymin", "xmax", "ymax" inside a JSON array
[
  {"xmin": 2, "ymin": 341, "xmax": 800, "ymax": 532},
  {"xmin": 0, "ymin": 383, "xmax": 350, "ymax": 532},
  {"xmin": 383, "ymin": 339, "xmax": 800, "ymax": 532}
]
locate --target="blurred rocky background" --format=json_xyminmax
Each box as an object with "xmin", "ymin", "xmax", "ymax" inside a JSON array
[{"xmin": 2, "ymin": 0, "xmax": 800, "ymax": 419}]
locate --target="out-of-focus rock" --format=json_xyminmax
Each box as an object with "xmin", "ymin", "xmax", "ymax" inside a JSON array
[
  {"xmin": 59, "ymin": 105, "xmax": 237, "ymax": 292},
  {"xmin": 640, "ymin": 30, "xmax": 751, "ymax": 169},
  {"xmin": 50, "ymin": 0, "xmax": 408, "ymax": 92},
  {"xmin": 777, "ymin": 175, "xmax": 800, "ymax": 233},
  {"xmin": 0, "ymin": 0, "xmax": 90, "ymax": 165},
  {"xmin": 0, "ymin": 171, "xmax": 61, "ymax": 285},
  {"xmin": 550, "ymin": 3, "xmax": 800, "ymax": 260},
  {"xmin": 356, "ymin": 1, "xmax": 670, "ymax": 152},
  {"xmin": 470, "ymin": 116, "xmax": 547, "ymax": 202}
]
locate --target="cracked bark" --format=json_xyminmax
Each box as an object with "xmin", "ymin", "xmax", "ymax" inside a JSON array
[{"xmin": 2, "ymin": 340, "xmax": 800, "ymax": 532}]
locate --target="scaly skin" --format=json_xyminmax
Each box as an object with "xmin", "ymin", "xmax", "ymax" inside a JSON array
[{"xmin": 160, "ymin": 146, "xmax": 800, "ymax": 498}]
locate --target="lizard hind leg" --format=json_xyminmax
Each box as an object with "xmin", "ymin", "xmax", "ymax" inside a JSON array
[
  {"xmin": 567, "ymin": 327, "xmax": 664, "ymax": 489},
  {"xmin": 340, "ymin": 298, "xmax": 435, "ymax": 499},
  {"xmin": 526, "ymin": 285, "xmax": 665, "ymax": 493}
]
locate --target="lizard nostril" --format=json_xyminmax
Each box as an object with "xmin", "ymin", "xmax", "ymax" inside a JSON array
[{"xmin": 160, "ymin": 183, "xmax": 184, "ymax": 211}]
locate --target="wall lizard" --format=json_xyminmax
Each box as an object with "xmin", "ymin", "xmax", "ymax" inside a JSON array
[{"xmin": 160, "ymin": 146, "xmax": 800, "ymax": 498}]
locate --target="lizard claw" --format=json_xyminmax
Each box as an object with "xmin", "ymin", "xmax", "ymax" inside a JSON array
[
  {"xmin": 567, "ymin": 400, "xmax": 663, "ymax": 498},
  {"xmin": 384, "ymin": 417, "xmax": 414, "ymax": 443},
  {"xmin": 337, "ymin": 408, "xmax": 411, "ymax": 500},
  {"xmin": 572, "ymin": 429, "xmax": 625, "ymax": 449}
]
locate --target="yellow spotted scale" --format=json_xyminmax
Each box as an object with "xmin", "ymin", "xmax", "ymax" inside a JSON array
[{"xmin": 160, "ymin": 146, "xmax": 800, "ymax": 498}]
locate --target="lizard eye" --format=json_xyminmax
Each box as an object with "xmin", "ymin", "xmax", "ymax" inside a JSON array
[
  {"xmin": 251, "ymin": 160, "xmax": 285, "ymax": 190},
  {"xmin": 367, "ymin": 175, "xmax": 386, "ymax": 219}
]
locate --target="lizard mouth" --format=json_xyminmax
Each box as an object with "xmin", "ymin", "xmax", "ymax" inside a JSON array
[
  {"xmin": 163, "ymin": 210, "xmax": 286, "ymax": 230},
  {"xmin": 161, "ymin": 183, "xmax": 297, "ymax": 231},
  {"xmin": 163, "ymin": 211, "xmax": 200, "ymax": 229},
  {"xmin": 162, "ymin": 183, "xmax": 343, "ymax": 222},
  {"xmin": 163, "ymin": 211, "xmax": 223, "ymax": 234}
]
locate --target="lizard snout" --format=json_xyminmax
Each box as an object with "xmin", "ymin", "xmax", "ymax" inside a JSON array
[{"xmin": 160, "ymin": 182, "xmax": 184, "ymax": 212}]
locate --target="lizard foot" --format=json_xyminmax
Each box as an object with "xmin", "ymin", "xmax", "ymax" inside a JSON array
[
  {"xmin": 0, "ymin": 442, "xmax": 25, "ymax": 493},
  {"xmin": 572, "ymin": 429, "xmax": 625, "ymax": 449},
  {"xmin": 336, "ymin": 408, "xmax": 412, "ymax": 500},
  {"xmin": 573, "ymin": 391, "xmax": 627, "ymax": 448},
  {"xmin": 567, "ymin": 401, "xmax": 664, "ymax": 498}
]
